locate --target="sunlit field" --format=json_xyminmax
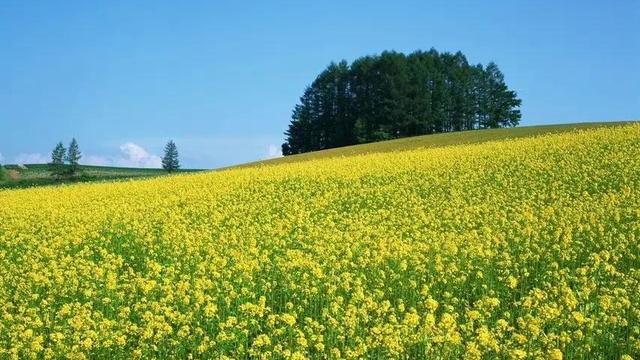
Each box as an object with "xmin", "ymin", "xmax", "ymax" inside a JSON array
[
  {"xmin": 1, "ymin": 124, "xmax": 639, "ymax": 359},
  {"xmin": 239, "ymin": 122, "xmax": 629, "ymax": 168}
]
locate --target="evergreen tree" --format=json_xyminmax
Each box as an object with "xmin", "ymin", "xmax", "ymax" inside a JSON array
[
  {"xmin": 349, "ymin": 55, "xmax": 378, "ymax": 142},
  {"xmin": 65, "ymin": 138, "xmax": 82, "ymax": 175},
  {"xmin": 282, "ymin": 49, "xmax": 522, "ymax": 155},
  {"xmin": 49, "ymin": 141, "xmax": 67, "ymax": 177},
  {"xmin": 162, "ymin": 140, "xmax": 180, "ymax": 173},
  {"xmin": 483, "ymin": 62, "xmax": 521, "ymax": 128},
  {"xmin": 51, "ymin": 142, "xmax": 66, "ymax": 164}
]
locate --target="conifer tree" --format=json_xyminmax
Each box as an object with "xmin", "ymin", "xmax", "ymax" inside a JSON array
[
  {"xmin": 65, "ymin": 138, "xmax": 82, "ymax": 175},
  {"xmin": 162, "ymin": 140, "xmax": 180, "ymax": 173},
  {"xmin": 282, "ymin": 49, "xmax": 522, "ymax": 155},
  {"xmin": 49, "ymin": 141, "xmax": 67, "ymax": 177},
  {"xmin": 51, "ymin": 142, "xmax": 66, "ymax": 165}
]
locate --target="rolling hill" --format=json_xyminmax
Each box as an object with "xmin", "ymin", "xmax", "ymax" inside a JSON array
[
  {"xmin": 1, "ymin": 121, "xmax": 631, "ymax": 190},
  {"xmin": 239, "ymin": 121, "xmax": 633, "ymax": 168},
  {"xmin": 0, "ymin": 121, "xmax": 638, "ymax": 358}
]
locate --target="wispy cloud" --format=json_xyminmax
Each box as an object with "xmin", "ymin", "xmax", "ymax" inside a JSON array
[
  {"xmin": 0, "ymin": 152, "xmax": 4, "ymax": 164},
  {"xmin": 14, "ymin": 153, "xmax": 48, "ymax": 165}
]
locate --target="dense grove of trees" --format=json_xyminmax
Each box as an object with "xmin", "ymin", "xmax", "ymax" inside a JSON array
[{"xmin": 282, "ymin": 49, "xmax": 522, "ymax": 155}]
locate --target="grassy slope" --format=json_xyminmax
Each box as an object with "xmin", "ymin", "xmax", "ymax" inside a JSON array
[
  {"xmin": 0, "ymin": 164, "xmax": 198, "ymax": 189},
  {"xmin": 237, "ymin": 121, "xmax": 635, "ymax": 169},
  {"xmin": 1, "ymin": 121, "xmax": 634, "ymax": 189}
]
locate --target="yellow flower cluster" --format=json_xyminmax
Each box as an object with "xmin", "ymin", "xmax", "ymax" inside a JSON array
[{"xmin": 1, "ymin": 124, "xmax": 639, "ymax": 359}]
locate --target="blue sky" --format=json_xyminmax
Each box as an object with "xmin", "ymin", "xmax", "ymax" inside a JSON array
[{"xmin": 1, "ymin": 1, "xmax": 638, "ymax": 168}]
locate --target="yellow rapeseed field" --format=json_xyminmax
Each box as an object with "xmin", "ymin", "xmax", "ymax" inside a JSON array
[{"xmin": 1, "ymin": 124, "xmax": 639, "ymax": 359}]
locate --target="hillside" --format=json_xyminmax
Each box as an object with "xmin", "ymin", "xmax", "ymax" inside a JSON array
[
  {"xmin": 1, "ymin": 123, "xmax": 639, "ymax": 359},
  {"xmin": 0, "ymin": 164, "xmax": 198, "ymax": 189},
  {"xmin": 1, "ymin": 122, "xmax": 631, "ymax": 190},
  {"xmin": 241, "ymin": 121, "xmax": 632, "ymax": 168}
]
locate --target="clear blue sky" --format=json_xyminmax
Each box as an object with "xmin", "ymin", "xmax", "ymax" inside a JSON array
[{"xmin": 1, "ymin": 1, "xmax": 638, "ymax": 168}]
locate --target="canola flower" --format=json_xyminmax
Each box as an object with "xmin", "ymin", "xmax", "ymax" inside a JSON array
[{"xmin": 1, "ymin": 124, "xmax": 640, "ymax": 359}]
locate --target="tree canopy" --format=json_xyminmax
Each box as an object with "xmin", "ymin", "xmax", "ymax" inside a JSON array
[
  {"xmin": 162, "ymin": 140, "xmax": 180, "ymax": 173},
  {"xmin": 282, "ymin": 49, "xmax": 522, "ymax": 155},
  {"xmin": 50, "ymin": 142, "xmax": 66, "ymax": 165},
  {"xmin": 65, "ymin": 138, "xmax": 82, "ymax": 173}
]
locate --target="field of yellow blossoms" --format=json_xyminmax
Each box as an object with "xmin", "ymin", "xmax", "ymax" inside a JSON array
[{"xmin": 1, "ymin": 124, "xmax": 639, "ymax": 359}]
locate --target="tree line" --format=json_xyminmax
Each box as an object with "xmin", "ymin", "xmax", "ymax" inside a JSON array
[{"xmin": 282, "ymin": 49, "xmax": 522, "ymax": 155}]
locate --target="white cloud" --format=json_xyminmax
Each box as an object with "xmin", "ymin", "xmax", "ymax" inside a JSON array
[
  {"xmin": 14, "ymin": 153, "xmax": 48, "ymax": 165},
  {"xmin": 117, "ymin": 143, "xmax": 162, "ymax": 168},
  {"xmin": 0, "ymin": 152, "xmax": 4, "ymax": 164},
  {"xmin": 266, "ymin": 144, "xmax": 282, "ymax": 159},
  {"xmin": 82, "ymin": 143, "xmax": 162, "ymax": 168}
]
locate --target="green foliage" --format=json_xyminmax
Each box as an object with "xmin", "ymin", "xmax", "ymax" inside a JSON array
[
  {"xmin": 48, "ymin": 164, "xmax": 69, "ymax": 178},
  {"xmin": 282, "ymin": 49, "xmax": 522, "ymax": 155},
  {"xmin": 0, "ymin": 165, "xmax": 6, "ymax": 182},
  {"xmin": 51, "ymin": 142, "xmax": 66, "ymax": 165},
  {"xmin": 49, "ymin": 142, "xmax": 68, "ymax": 177},
  {"xmin": 162, "ymin": 140, "xmax": 180, "ymax": 173},
  {"xmin": 47, "ymin": 139, "xmax": 81, "ymax": 177},
  {"xmin": 65, "ymin": 138, "xmax": 82, "ymax": 175}
]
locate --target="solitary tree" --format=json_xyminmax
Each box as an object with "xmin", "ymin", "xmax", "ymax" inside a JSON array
[
  {"xmin": 162, "ymin": 140, "xmax": 180, "ymax": 173},
  {"xmin": 65, "ymin": 138, "xmax": 82, "ymax": 175}
]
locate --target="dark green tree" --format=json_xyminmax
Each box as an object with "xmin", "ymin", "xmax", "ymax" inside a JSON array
[
  {"xmin": 282, "ymin": 49, "xmax": 521, "ymax": 155},
  {"xmin": 358, "ymin": 51, "xmax": 409, "ymax": 141},
  {"xmin": 162, "ymin": 140, "xmax": 180, "ymax": 173},
  {"xmin": 65, "ymin": 138, "xmax": 82, "ymax": 175},
  {"xmin": 49, "ymin": 141, "xmax": 67, "ymax": 177},
  {"xmin": 482, "ymin": 62, "xmax": 522, "ymax": 128},
  {"xmin": 282, "ymin": 61, "xmax": 353, "ymax": 155},
  {"xmin": 51, "ymin": 142, "xmax": 66, "ymax": 164}
]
